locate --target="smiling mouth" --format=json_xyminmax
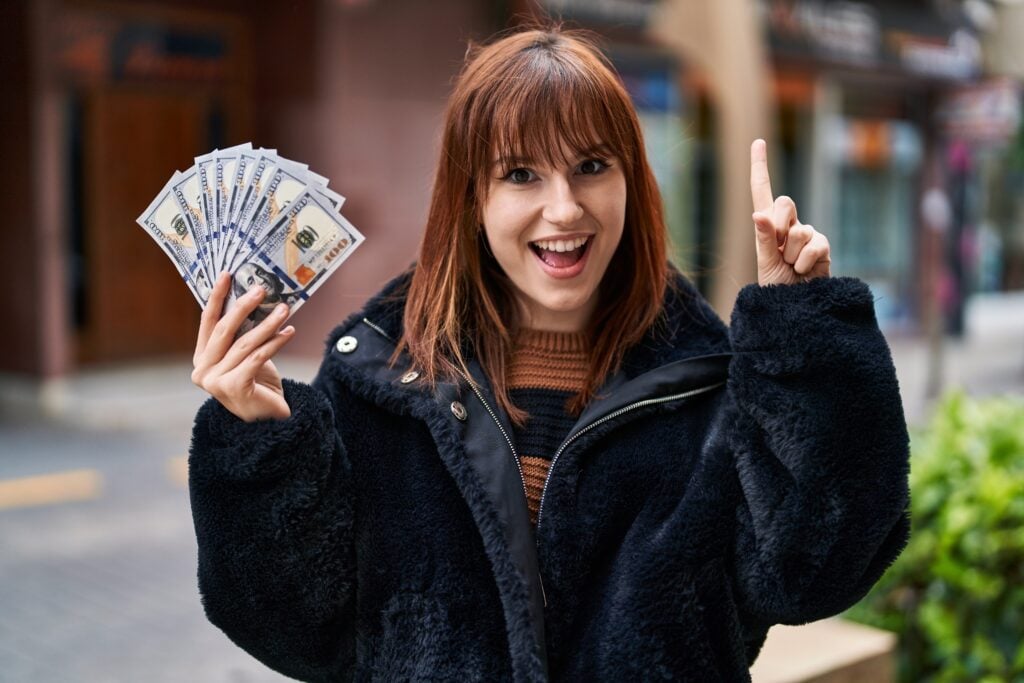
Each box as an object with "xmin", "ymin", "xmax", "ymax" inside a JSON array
[{"xmin": 529, "ymin": 236, "xmax": 591, "ymax": 268}]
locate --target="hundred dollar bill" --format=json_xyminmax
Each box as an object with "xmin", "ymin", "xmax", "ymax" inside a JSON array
[
  {"xmin": 227, "ymin": 161, "xmax": 344, "ymax": 273},
  {"xmin": 226, "ymin": 188, "xmax": 364, "ymax": 334},
  {"xmin": 230, "ymin": 155, "xmax": 315, "ymax": 235},
  {"xmin": 274, "ymin": 155, "xmax": 344, "ymax": 205},
  {"xmin": 277, "ymin": 158, "xmax": 345, "ymax": 207},
  {"xmin": 223, "ymin": 150, "xmax": 285, "ymax": 273},
  {"xmin": 170, "ymin": 167, "xmax": 213, "ymax": 283},
  {"xmin": 213, "ymin": 143, "xmax": 252, "ymax": 272},
  {"xmin": 194, "ymin": 150, "xmax": 219, "ymax": 269},
  {"xmin": 293, "ymin": 165, "xmax": 345, "ymax": 207},
  {"xmin": 312, "ymin": 177, "xmax": 345, "ymax": 209},
  {"xmin": 136, "ymin": 172, "xmax": 213, "ymax": 306},
  {"xmin": 227, "ymin": 150, "xmax": 261, "ymax": 232},
  {"xmin": 225, "ymin": 152, "xmax": 277, "ymax": 271},
  {"xmin": 221, "ymin": 148, "xmax": 269, "ymax": 271},
  {"xmin": 227, "ymin": 149, "xmax": 275, "ymax": 236}
]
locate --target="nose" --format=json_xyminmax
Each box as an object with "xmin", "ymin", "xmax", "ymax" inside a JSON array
[{"xmin": 541, "ymin": 176, "xmax": 584, "ymax": 226}]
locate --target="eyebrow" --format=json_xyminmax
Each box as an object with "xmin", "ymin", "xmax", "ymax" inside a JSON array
[
  {"xmin": 491, "ymin": 155, "xmax": 533, "ymax": 170},
  {"xmin": 491, "ymin": 143, "xmax": 614, "ymax": 170}
]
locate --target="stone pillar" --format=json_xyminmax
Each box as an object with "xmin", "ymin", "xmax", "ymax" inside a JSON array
[{"xmin": 648, "ymin": 0, "xmax": 773, "ymax": 317}]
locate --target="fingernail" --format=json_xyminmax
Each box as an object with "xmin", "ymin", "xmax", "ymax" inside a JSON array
[
  {"xmin": 248, "ymin": 286, "xmax": 263, "ymax": 298},
  {"xmin": 274, "ymin": 303, "xmax": 288, "ymax": 316},
  {"xmin": 281, "ymin": 325, "xmax": 295, "ymax": 335}
]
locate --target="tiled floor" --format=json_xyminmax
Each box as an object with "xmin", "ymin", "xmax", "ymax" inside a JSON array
[{"xmin": 0, "ymin": 424, "xmax": 291, "ymax": 682}]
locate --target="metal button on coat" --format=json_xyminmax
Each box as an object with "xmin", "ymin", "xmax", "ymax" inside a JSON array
[
  {"xmin": 450, "ymin": 401, "xmax": 467, "ymax": 421},
  {"xmin": 336, "ymin": 336, "xmax": 358, "ymax": 353},
  {"xmin": 400, "ymin": 371, "xmax": 420, "ymax": 384}
]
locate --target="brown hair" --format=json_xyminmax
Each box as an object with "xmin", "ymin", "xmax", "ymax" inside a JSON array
[{"xmin": 395, "ymin": 27, "xmax": 669, "ymax": 425}]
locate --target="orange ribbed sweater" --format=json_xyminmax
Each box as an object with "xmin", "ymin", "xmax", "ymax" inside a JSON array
[{"xmin": 507, "ymin": 329, "xmax": 589, "ymax": 525}]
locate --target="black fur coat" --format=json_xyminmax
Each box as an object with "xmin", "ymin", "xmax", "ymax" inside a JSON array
[{"xmin": 189, "ymin": 269, "xmax": 910, "ymax": 682}]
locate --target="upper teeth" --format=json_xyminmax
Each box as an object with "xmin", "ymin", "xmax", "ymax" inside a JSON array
[{"xmin": 533, "ymin": 236, "xmax": 589, "ymax": 252}]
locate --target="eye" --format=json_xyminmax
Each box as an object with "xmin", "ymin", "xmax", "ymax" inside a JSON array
[
  {"xmin": 578, "ymin": 158, "xmax": 610, "ymax": 175},
  {"xmin": 502, "ymin": 168, "xmax": 536, "ymax": 185}
]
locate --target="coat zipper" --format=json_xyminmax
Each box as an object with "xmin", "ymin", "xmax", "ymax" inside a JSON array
[
  {"xmin": 359, "ymin": 319, "xmax": 721, "ymax": 612},
  {"xmin": 461, "ymin": 377, "xmax": 530, "ymax": 500},
  {"xmin": 534, "ymin": 381, "xmax": 726, "ymax": 533},
  {"xmin": 361, "ymin": 318, "xmax": 392, "ymax": 341},
  {"xmin": 459, "ymin": 374, "xmax": 548, "ymax": 608},
  {"xmin": 465, "ymin": 376, "xmax": 725, "ymax": 611}
]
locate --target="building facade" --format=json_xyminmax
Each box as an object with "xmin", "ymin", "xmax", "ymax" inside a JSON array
[{"xmin": 2, "ymin": 0, "xmax": 1021, "ymax": 410}]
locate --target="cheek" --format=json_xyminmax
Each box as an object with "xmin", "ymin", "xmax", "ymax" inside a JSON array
[
  {"xmin": 608, "ymin": 182, "xmax": 627, "ymax": 245},
  {"xmin": 481, "ymin": 199, "xmax": 530, "ymax": 255},
  {"xmin": 586, "ymin": 185, "xmax": 627, "ymax": 249}
]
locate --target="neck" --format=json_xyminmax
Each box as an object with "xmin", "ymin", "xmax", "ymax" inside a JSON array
[{"xmin": 515, "ymin": 295, "xmax": 596, "ymax": 334}]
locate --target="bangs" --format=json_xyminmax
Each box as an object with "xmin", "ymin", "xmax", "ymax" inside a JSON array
[
  {"xmin": 467, "ymin": 37, "xmax": 636, "ymax": 182},
  {"xmin": 490, "ymin": 78, "xmax": 621, "ymax": 173}
]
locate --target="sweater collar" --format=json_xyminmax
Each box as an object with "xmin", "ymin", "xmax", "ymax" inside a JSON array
[{"xmin": 328, "ymin": 264, "xmax": 731, "ymax": 375}]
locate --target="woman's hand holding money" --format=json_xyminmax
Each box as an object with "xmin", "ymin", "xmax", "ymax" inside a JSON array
[{"xmin": 191, "ymin": 272, "xmax": 296, "ymax": 422}]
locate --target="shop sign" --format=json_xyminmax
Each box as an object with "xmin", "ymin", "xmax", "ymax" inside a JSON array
[
  {"xmin": 541, "ymin": 0, "xmax": 657, "ymax": 26},
  {"xmin": 761, "ymin": 0, "xmax": 882, "ymax": 64},
  {"xmin": 937, "ymin": 79, "xmax": 1022, "ymax": 144},
  {"xmin": 55, "ymin": 7, "xmax": 232, "ymax": 85},
  {"xmin": 761, "ymin": 0, "xmax": 982, "ymax": 80},
  {"xmin": 892, "ymin": 28, "xmax": 981, "ymax": 80}
]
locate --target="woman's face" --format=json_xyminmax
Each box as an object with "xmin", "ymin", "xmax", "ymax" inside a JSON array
[{"xmin": 481, "ymin": 143, "xmax": 626, "ymax": 333}]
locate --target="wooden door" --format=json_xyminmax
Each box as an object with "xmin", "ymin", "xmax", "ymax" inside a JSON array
[{"xmin": 78, "ymin": 89, "xmax": 209, "ymax": 364}]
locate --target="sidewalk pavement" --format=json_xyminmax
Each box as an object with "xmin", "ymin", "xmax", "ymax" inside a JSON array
[{"xmin": 887, "ymin": 290, "xmax": 1024, "ymax": 425}]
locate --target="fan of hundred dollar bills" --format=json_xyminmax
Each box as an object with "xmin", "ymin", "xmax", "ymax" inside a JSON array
[{"xmin": 136, "ymin": 143, "xmax": 364, "ymax": 333}]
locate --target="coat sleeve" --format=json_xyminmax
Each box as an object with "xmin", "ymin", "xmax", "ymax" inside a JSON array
[
  {"xmin": 188, "ymin": 376, "xmax": 356, "ymax": 681},
  {"xmin": 723, "ymin": 276, "xmax": 911, "ymax": 626}
]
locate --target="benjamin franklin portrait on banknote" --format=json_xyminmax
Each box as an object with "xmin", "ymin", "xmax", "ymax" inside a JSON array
[{"xmin": 231, "ymin": 263, "xmax": 305, "ymax": 325}]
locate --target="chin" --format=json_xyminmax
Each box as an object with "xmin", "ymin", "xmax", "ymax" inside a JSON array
[
  {"xmin": 548, "ymin": 298, "xmax": 588, "ymax": 312},
  {"xmin": 534, "ymin": 287, "xmax": 584, "ymax": 307}
]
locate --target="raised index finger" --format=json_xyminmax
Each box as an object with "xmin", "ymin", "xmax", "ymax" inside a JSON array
[{"xmin": 750, "ymin": 139, "xmax": 774, "ymax": 213}]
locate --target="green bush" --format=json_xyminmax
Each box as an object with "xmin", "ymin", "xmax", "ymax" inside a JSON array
[{"xmin": 844, "ymin": 392, "xmax": 1024, "ymax": 682}]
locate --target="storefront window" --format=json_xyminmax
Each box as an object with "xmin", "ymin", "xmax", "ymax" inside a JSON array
[
  {"xmin": 616, "ymin": 60, "xmax": 694, "ymax": 273},
  {"xmin": 832, "ymin": 119, "xmax": 922, "ymax": 329}
]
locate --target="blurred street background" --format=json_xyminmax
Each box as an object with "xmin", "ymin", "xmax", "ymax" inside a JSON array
[{"xmin": 2, "ymin": 0, "xmax": 1023, "ymax": 681}]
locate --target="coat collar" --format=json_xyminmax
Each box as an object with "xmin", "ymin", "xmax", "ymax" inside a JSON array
[
  {"xmin": 326, "ymin": 264, "xmax": 732, "ymax": 373},
  {"xmin": 320, "ymin": 265, "xmax": 732, "ymax": 682},
  {"xmin": 325, "ymin": 265, "xmax": 733, "ymax": 449}
]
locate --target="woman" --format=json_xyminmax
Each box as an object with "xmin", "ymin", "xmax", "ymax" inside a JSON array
[{"xmin": 189, "ymin": 28, "xmax": 909, "ymax": 681}]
